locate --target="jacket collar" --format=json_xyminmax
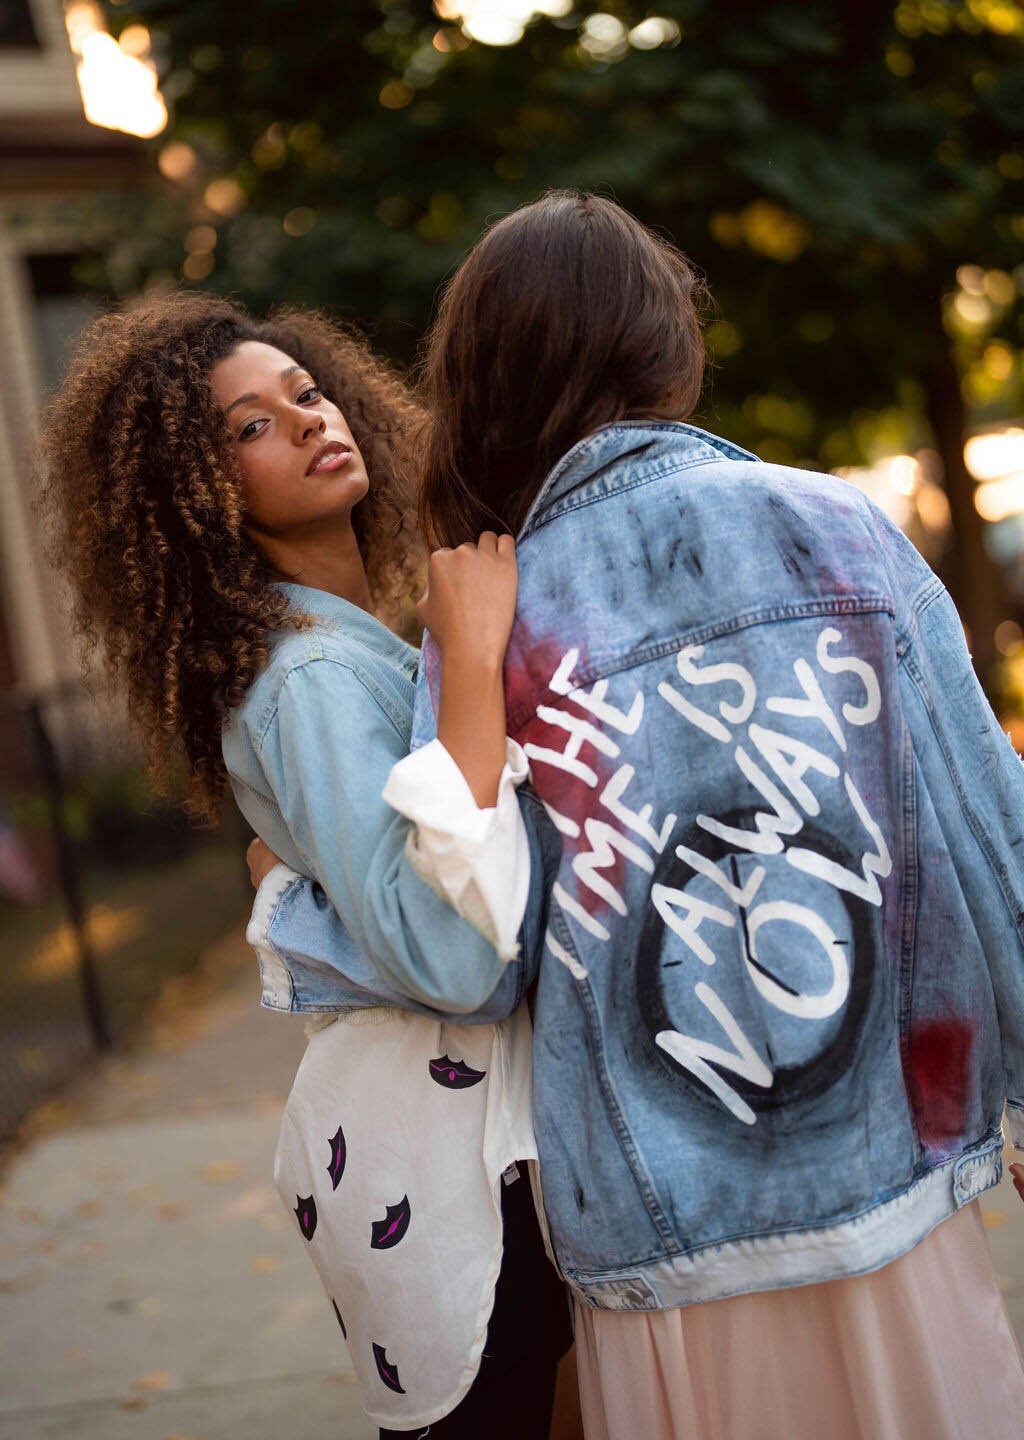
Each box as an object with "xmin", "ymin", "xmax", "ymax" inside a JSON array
[
  {"xmin": 518, "ymin": 420, "xmax": 759, "ymax": 540},
  {"xmin": 275, "ymin": 582, "xmax": 416, "ymax": 669}
]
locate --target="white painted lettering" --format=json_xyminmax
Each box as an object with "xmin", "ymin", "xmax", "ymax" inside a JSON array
[
  {"xmin": 553, "ymin": 881, "xmax": 610, "ymax": 942},
  {"xmin": 698, "ymin": 747, "xmax": 804, "ymax": 856},
  {"xmin": 573, "ymin": 818, "xmax": 654, "ymax": 915},
  {"xmin": 674, "ymin": 843, "xmax": 766, "ymax": 909},
  {"xmin": 524, "ymin": 703, "xmax": 621, "ymax": 788},
  {"xmin": 651, "ymin": 883, "xmax": 733, "ymax": 967},
  {"xmin": 766, "ymin": 658, "xmax": 847, "ymax": 752},
  {"xmin": 678, "ymin": 645, "xmax": 758, "ymax": 724},
  {"xmin": 655, "ymin": 982, "xmax": 773, "ymax": 1126},
  {"xmin": 747, "ymin": 724, "xmax": 840, "ymax": 816},
  {"xmin": 600, "ymin": 764, "xmax": 677, "ymax": 853},
  {"xmin": 816, "ymin": 628, "xmax": 881, "ymax": 726},
  {"xmin": 545, "ymin": 927, "xmax": 588, "ymax": 980},
  {"xmin": 786, "ymin": 773, "xmax": 892, "ymax": 905},
  {"xmin": 745, "ymin": 899, "xmax": 849, "ymax": 1019}
]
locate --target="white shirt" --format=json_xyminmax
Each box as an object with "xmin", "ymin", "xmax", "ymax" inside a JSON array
[{"xmin": 247, "ymin": 740, "xmax": 537, "ymax": 1430}]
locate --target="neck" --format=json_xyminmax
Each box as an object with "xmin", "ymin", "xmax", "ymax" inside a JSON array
[{"xmin": 255, "ymin": 516, "xmax": 372, "ymax": 612}]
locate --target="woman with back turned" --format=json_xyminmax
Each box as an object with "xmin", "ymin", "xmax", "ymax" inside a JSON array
[{"xmin": 262, "ymin": 192, "xmax": 1024, "ymax": 1438}]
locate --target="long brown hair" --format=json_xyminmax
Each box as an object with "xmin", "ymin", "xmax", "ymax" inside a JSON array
[
  {"xmin": 39, "ymin": 293, "xmax": 422, "ymax": 820},
  {"xmin": 419, "ymin": 191, "xmax": 708, "ymax": 547}
]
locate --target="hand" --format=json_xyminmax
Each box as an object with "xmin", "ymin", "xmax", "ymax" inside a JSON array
[
  {"xmin": 1011, "ymin": 1162, "xmax": 1024, "ymax": 1205},
  {"xmin": 415, "ymin": 532, "xmax": 517, "ymax": 669},
  {"xmin": 247, "ymin": 836, "xmax": 282, "ymax": 890}
]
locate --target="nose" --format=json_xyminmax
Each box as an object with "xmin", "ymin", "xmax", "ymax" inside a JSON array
[{"xmin": 294, "ymin": 406, "xmax": 326, "ymax": 442}]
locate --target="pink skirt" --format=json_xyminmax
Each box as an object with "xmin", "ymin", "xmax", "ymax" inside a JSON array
[{"xmin": 573, "ymin": 1202, "xmax": 1024, "ymax": 1440}]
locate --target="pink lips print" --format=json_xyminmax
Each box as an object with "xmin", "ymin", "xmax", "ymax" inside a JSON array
[
  {"xmin": 372, "ymin": 1341, "xmax": 406, "ymax": 1394},
  {"xmin": 369, "ymin": 1195, "xmax": 411, "ymax": 1250},
  {"xmin": 428, "ymin": 1053, "xmax": 487, "ymax": 1089},
  {"xmin": 294, "ymin": 1193, "xmax": 317, "ymax": 1241},
  {"xmin": 326, "ymin": 1123, "xmax": 347, "ymax": 1190}
]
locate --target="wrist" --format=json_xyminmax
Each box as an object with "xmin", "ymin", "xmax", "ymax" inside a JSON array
[{"xmin": 438, "ymin": 645, "xmax": 505, "ymax": 685}]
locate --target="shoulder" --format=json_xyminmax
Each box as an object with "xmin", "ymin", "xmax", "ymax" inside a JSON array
[{"xmin": 239, "ymin": 626, "xmax": 408, "ymax": 749}]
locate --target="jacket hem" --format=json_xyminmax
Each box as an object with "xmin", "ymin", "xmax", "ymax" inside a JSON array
[{"xmin": 566, "ymin": 1131, "xmax": 1003, "ymax": 1311}]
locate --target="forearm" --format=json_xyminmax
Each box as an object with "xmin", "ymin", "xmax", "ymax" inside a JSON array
[{"xmin": 436, "ymin": 651, "xmax": 507, "ymax": 808}]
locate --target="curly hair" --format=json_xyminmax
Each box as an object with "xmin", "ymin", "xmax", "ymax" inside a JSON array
[{"xmin": 39, "ymin": 292, "xmax": 423, "ymax": 820}]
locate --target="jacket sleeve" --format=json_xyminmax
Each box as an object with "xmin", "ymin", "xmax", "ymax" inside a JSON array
[
  {"xmin": 255, "ymin": 788, "xmax": 553, "ymax": 1025},
  {"xmin": 256, "ymin": 656, "xmax": 538, "ymax": 1016},
  {"xmin": 873, "ymin": 507, "xmax": 1024, "ymax": 1149}
]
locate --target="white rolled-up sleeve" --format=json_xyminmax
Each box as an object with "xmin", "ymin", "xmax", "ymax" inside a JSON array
[{"xmin": 381, "ymin": 738, "xmax": 531, "ymax": 962}]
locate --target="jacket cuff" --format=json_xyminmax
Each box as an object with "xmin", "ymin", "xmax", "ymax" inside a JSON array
[
  {"xmin": 246, "ymin": 862, "xmax": 300, "ymax": 1010},
  {"xmin": 382, "ymin": 738, "xmax": 531, "ymax": 961},
  {"xmin": 1006, "ymin": 1100, "xmax": 1024, "ymax": 1152}
]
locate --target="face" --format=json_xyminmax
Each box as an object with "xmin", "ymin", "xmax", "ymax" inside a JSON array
[{"xmin": 210, "ymin": 340, "xmax": 368, "ymax": 537}]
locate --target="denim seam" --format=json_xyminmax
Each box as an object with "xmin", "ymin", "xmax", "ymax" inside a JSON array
[
  {"xmin": 522, "ymin": 456, "xmax": 718, "ymax": 536},
  {"xmin": 546, "ymin": 902, "xmax": 680, "ymax": 1254},
  {"xmin": 518, "ymin": 421, "xmax": 759, "ymax": 537},
  {"xmin": 559, "ymin": 1128, "xmax": 1003, "ymax": 1285},
  {"xmin": 506, "ymin": 596, "xmax": 895, "ymax": 732},
  {"xmin": 896, "ymin": 715, "xmax": 921, "ymax": 1160},
  {"xmin": 901, "ymin": 638, "xmax": 1024, "ymax": 944},
  {"xmin": 255, "ymin": 654, "xmax": 408, "ymax": 752}
]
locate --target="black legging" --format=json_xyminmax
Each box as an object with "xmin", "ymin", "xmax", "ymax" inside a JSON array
[{"xmin": 380, "ymin": 1167, "xmax": 571, "ymax": 1440}]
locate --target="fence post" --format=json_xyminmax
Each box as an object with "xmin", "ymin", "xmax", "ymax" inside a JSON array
[{"xmin": 24, "ymin": 699, "xmax": 111, "ymax": 1051}]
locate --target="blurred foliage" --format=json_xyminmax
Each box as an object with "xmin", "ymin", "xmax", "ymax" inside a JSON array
[
  {"xmin": 9, "ymin": 760, "xmax": 193, "ymax": 865},
  {"xmin": 94, "ymin": 0, "xmax": 1024, "ymax": 666}
]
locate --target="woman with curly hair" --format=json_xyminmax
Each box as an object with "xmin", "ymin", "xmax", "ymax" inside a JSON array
[{"xmin": 39, "ymin": 293, "xmax": 572, "ymax": 1439}]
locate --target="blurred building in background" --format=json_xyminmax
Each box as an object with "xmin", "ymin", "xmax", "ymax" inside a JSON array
[{"xmin": 0, "ymin": 0, "xmax": 150, "ymax": 706}]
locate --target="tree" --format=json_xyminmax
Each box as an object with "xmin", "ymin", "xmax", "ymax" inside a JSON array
[{"xmin": 100, "ymin": 0, "xmax": 1024, "ymax": 673}]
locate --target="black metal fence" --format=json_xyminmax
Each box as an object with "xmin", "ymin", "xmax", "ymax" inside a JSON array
[{"xmin": 0, "ymin": 682, "xmax": 250, "ymax": 1142}]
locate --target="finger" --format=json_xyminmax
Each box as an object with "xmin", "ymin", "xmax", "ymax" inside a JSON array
[
  {"xmin": 496, "ymin": 533, "xmax": 516, "ymax": 559},
  {"xmin": 477, "ymin": 531, "xmax": 499, "ymax": 553}
]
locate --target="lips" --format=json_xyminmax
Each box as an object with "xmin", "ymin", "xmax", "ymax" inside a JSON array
[{"xmin": 306, "ymin": 440, "xmax": 351, "ymax": 475}]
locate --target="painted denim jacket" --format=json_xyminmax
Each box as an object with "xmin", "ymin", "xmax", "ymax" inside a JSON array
[{"xmin": 263, "ymin": 423, "xmax": 1024, "ymax": 1309}]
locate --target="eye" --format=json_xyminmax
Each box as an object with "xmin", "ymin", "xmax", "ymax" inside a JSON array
[
  {"xmin": 297, "ymin": 385, "xmax": 321, "ymax": 404},
  {"xmin": 238, "ymin": 417, "xmax": 267, "ymax": 442}
]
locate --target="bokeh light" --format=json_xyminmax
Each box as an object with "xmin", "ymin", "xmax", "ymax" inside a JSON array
[{"xmin": 64, "ymin": 2, "xmax": 167, "ymax": 139}]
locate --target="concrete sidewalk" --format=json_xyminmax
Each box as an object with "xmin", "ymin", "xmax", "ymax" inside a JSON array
[
  {"xmin": 1, "ymin": 926, "xmax": 1022, "ymax": 1440},
  {"xmin": 0, "ymin": 930, "xmax": 375, "ymax": 1440}
]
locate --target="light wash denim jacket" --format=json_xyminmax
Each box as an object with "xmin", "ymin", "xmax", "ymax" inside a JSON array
[
  {"xmin": 221, "ymin": 583, "xmax": 549, "ymax": 1023},
  {"xmin": 259, "ymin": 424, "xmax": 1024, "ymax": 1310}
]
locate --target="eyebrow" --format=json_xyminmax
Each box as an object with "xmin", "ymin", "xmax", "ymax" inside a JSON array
[{"xmin": 223, "ymin": 364, "xmax": 305, "ymax": 417}]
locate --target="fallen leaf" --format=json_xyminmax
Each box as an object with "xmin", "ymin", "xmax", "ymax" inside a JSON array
[
  {"xmin": 157, "ymin": 1202, "xmax": 187, "ymax": 1222},
  {"xmin": 198, "ymin": 1159, "xmax": 240, "ymax": 1185},
  {"xmin": 251, "ymin": 1254, "xmax": 280, "ymax": 1275},
  {"xmin": 982, "ymin": 1209, "xmax": 1008, "ymax": 1229},
  {"xmin": 120, "ymin": 1397, "xmax": 146, "ymax": 1411},
  {"xmin": 132, "ymin": 1371, "xmax": 172, "ymax": 1392}
]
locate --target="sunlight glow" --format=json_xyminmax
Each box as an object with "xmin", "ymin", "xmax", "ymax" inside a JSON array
[
  {"xmin": 434, "ymin": 0, "xmax": 572, "ymax": 47},
  {"xmin": 65, "ymin": 2, "xmax": 167, "ymax": 140}
]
